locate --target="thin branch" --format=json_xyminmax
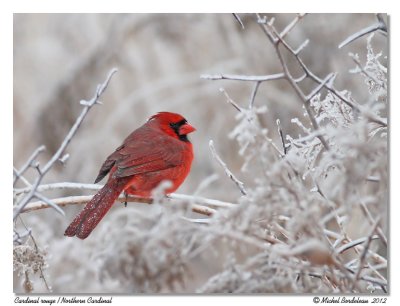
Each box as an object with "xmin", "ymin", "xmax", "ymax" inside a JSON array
[
  {"xmin": 168, "ymin": 193, "xmax": 236, "ymax": 208},
  {"xmin": 33, "ymin": 192, "xmax": 65, "ymax": 216},
  {"xmin": 17, "ymin": 217, "xmax": 51, "ymax": 292},
  {"xmin": 350, "ymin": 219, "xmax": 380, "ymax": 290},
  {"xmin": 232, "ymin": 13, "xmax": 245, "ymax": 29},
  {"xmin": 366, "ymin": 175, "xmax": 380, "ymax": 182},
  {"xmin": 219, "ymin": 87, "xmax": 242, "ymax": 112},
  {"xmin": 15, "ymin": 182, "xmax": 102, "ymax": 195},
  {"xmin": 305, "ymin": 73, "xmax": 336, "ymax": 101},
  {"xmin": 43, "ymin": 68, "xmax": 118, "ymax": 175},
  {"xmin": 339, "ymin": 17, "xmax": 387, "ymax": 49},
  {"xmin": 349, "ymin": 53, "xmax": 386, "ymax": 90},
  {"xmin": 249, "ymin": 81, "xmax": 261, "ymax": 109},
  {"xmin": 13, "ymin": 68, "xmax": 118, "ymax": 221},
  {"xmin": 13, "ymin": 167, "xmax": 32, "ymax": 188},
  {"xmin": 13, "ymin": 145, "xmax": 46, "ymax": 186},
  {"xmin": 209, "ymin": 140, "xmax": 247, "ymax": 195},
  {"xmin": 13, "ymin": 228, "xmax": 31, "ymax": 245},
  {"xmin": 21, "ymin": 194, "xmax": 218, "ymax": 217},
  {"xmin": 359, "ymin": 202, "xmax": 387, "ymax": 247},
  {"xmin": 201, "ymin": 73, "xmax": 285, "ymax": 82},
  {"xmin": 15, "ymin": 182, "xmax": 237, "ymax": 209},
  {"xmin": 276, "ymin": 119, "xmax": 287, "ymax": 155},
  {"xmin": 336, "ymin": 235, "xmax": 380, "ymax": 254},
  {"xmin": 257, "ymin": 13, "xmax": 387, "ymax": 127},
  {"xmin": 256, "ymin": 14, "xmax": 330, "ymax": 150},
  {"xmin": 294, "ymin": 39, "xmax": 309, "ymax": 55},
  {"xmin": 280, "ymin": 13, "xmax": 307, "ymax": 39}
]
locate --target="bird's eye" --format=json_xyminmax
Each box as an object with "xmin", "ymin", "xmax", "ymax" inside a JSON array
[{"xmin": 170, "ymin": 119, "xmax": 187, "ymax": 130}]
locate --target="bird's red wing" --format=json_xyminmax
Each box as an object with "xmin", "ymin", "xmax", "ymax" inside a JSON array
[{"xmin": 113, "ymin": 136, "xmax": 185, "ymax": 178}]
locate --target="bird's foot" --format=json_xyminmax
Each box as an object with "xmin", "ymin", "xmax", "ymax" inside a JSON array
[{"xmin": 123, "ymin": 191, "xmax": 128, "ymax": 207}]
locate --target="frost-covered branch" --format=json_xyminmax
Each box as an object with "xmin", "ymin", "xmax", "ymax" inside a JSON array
[
  {"xmin": 198, "ymin": 13, "xmax": 387, "ymax": 294},
  {"xmin": 13, "ymin": 68, "xmax": 118, "ymax": 221},
  {"xmin": 339, "ymin": 14, "xmax": 387, "ymax": 49},
  {"xmin": 201, "ymin": 73, "xmax": 285, "ymax": 82},
  {"xmin": 16, "ymin": 182, "xmax": 237, "ymax": 210},
  {"xmin": 21, "ymin": 194, "xmax": 218, "ymax": 217},
  {"xmin": 256, "ymin": 13, "xmax": 330, "ymax": 150},
  {"xmin": 13, "ymin": 146, "xmax": 45, "ymax": 186},
  {"xmin": 209, "ymin": 140, "xmax": 247, "ymax": 195},
  {"xmin": 350, "ymin": 219, "xmax": 381, "ymax": 290}
]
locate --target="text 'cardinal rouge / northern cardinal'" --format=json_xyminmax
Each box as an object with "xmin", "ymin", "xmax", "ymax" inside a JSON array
[{"xmin": 64, "ymin": 112, "xmax": 195, "ymax": 239}]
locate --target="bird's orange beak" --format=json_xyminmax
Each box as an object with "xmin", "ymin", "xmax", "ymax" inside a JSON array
[{"xmin": 179, "ymin": 123, "xmax": 196, "ymax": 135}]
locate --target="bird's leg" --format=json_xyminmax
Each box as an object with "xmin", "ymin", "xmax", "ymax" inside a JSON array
[{"xmin": 123, "ymin": 191, "xmax": 128, "ymax": 207}]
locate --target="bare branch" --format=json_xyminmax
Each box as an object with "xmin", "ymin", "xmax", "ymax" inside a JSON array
[
  {"xmin": 339, "ymin": 16, "xmax": 387, "ymax": 49},
  {"xmin": 256, "ymin": 16, "xmax": 330, "ymax": 150},
  {"xmin": 16, "ymin": 182, "xmax": 237, "ymax": 209},
  {"xmin": 219, "ymin": 87, "xmax": 243, "ymax": 112},
  {"xmin": 13, "ymin": 145, "xmax": 46, "ymax": 186},
  {"xmin": 42, "ymin": 68, "xmax": 118, "ymax": 175},
  {"xmin": 350, "ymin": 219, "xmax": 381, "ymax": 290},
  {"xmin": 306, "ymin": 73, "xmax": 336, "ymax": 101},
  {"xmin": 201, "ymin": 73, "xmax": 285, "ymax": 82},
  {"xmin": 280, "ymin": 13, "xmax": 307, "ymax": 39},
  {"xmin": 257, "ymin": 14, "xmax": 387, "ymax": 128},
  {"xmin": 21, "ymin": 194, "xmax": 218, "ymax": 217},
  {"xmin": 336, "ymin": 235, "xmax": 380, "ymax": 254},
  {"xmin": 294, "ymin": 39, "xmax": 309, "ymax": 55},
  {"xmin": 33, "ymin": 192, "xmax": 65, "ymax": 217},
  {"xmin": 13, "ymin": 68, "xmax": 118, "ymax": 221},
  {"xmin": 168, "ymin": 193, "xmax": 236, "ymax": 208},
  {"xmin": 276, "ymin": 119, "xmax": 287, "ymax": 155},
  {"xmin": 209, "ymin": 140, "xmax": 247, "ymax": 196},
  {"xmin": 13, "ymin": 167, "xmax": 32, "ymax": 188},
  {"xmin": 232, "ymin": 13, "xmax": 245, "ymax": 29},
  {"xmin": 249, "ymin": 81, "xmax": 261, "ymax": 109},
  {"xmin": 15, "ymin": 182, "xmax": 102, "ymax": 195},
  {"xmin": 359, "ymin": 202, "xmax": 387, "ymax": 247}
]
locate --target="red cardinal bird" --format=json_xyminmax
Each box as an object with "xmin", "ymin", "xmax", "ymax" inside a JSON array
[{"xmin": 64, "ymin": 112, "xmax": 195, "ymax": 239}]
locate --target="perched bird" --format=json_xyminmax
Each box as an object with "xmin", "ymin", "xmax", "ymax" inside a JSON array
[{"xmin": 64, "ymin": 112, "xmax": 195, "ymax": 239}]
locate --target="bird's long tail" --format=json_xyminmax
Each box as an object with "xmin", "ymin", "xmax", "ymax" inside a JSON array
[{"xmin": 64, "ymin": 178, "xmax": 128, "ymax": 239}]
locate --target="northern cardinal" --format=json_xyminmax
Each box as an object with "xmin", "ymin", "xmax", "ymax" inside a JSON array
[{"xmin": 64, "ymin": 112, "xmax": 195, "ymax": 239}]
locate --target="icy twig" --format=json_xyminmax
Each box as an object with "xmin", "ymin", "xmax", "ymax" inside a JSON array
[
  {"xmin": 20, "ymin": 193, "xmax": 220, "ymax": 217},
  {"xmin": 339, "ymin": 14, "xmax": 387, "ymax": 49},
  {"xmin": 13, "ymin": 68, "xmax": 118, "ymax": 221},
  {"xmin": 209, "ymin": 140, "xmax": 247, "ymax": 196},
  {"xmin": 13, "ymin": 146, "xmax": 46, "ymax": 186},
  {"xmin": 201, "ymin": 73, "xmax": 285, "ymax": 82},
  {"xmin": 232, "ymin": 13, "xmax": 245, "ymax": 29}
]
